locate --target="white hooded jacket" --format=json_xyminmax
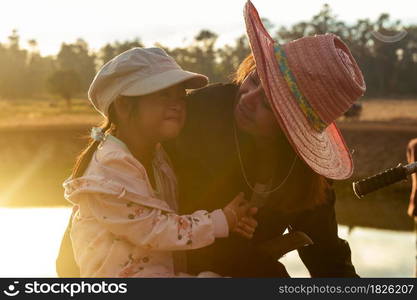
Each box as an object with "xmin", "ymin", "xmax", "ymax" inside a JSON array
[{"xmin": 63, "ymin": 134, "xmax": 229, "ymax": 277}]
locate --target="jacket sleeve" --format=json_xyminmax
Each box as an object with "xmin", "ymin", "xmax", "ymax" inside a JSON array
[
  {"xmin": 70, "ymin": 149, "xmax": 229, "ymax": 252},
  {"xmin": 290, "ymin": 186, "xmax": 359, "ymax": 277},
  {"xmin": 84, "ymin": 193, "xmax": 229, "ymax": 251}
]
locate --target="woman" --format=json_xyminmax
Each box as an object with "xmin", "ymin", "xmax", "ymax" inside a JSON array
[{"xmin": 164, "ymin": 1, "xmax": 365, "ymax": 277}]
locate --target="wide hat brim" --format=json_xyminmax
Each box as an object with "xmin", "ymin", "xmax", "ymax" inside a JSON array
[{"xmin": 244, "ymin": 0, "xmax": 353, "ymax": 179}]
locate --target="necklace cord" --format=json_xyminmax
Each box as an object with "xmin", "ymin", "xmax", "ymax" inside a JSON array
[{"xmin": 233, "ymin": 122, "xmax": 297, "ymax": 195}]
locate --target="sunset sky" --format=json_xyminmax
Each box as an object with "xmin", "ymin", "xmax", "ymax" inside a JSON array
[{"xmin": 1, "ymin": 0, "xmax": 416, "ymax": 56}]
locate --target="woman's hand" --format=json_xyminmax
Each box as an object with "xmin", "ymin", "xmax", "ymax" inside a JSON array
[{"xmin": 223, "ymin": 193, "xmax": 258, "ymax": 239}]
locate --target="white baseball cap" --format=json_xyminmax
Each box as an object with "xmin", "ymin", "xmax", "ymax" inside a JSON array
[{"xmin": 88, "ymin": 47, "xmax": 209, "ymax": 117}]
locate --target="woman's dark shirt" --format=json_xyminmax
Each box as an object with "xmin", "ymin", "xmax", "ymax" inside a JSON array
[{"xmin": 164, "ymin": 83, "xmax": 358, "ymax": 277}]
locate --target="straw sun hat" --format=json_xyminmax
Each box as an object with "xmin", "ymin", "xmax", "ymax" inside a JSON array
[{"xmin": 244, "ymin": 0, "xmax": 366, "ymax": 179}]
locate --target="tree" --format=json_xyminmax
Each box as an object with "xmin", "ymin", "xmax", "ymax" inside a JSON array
[
  {"xmin": 48, "ymin": 70, "xmax": 81, "ymax": 109},
  {"xmin": 56, "ymin": 39, "xmax": 96, "ymax": 92},
  {"xmin": 0, "ymin": 30, "xmax": 28, "ymax": 98},
  {"xmin": 2, "ymin": 5, "xmax": 417, "ymax": 100},
  {"xmin": 162, "ymin": 30, "xmax": 221, "ymax": 82},
  {"xmin": 194, "ymin": 30, "xmax": 219, "ymax": 81},
  {"xmin": 217, "ymin": 35, "xmax": 251, "ymax": 81},
  {"xmin": 98, "ymin": 38, "xmax": 144, "ymax": 66}
]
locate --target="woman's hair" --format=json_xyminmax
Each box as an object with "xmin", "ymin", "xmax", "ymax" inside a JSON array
[
  {"xmin": 235, "ymin": 54, "xmax": 331, "ymax": 211},
  {"xmin": 71, "ymin": 96, "xmax": 140, "ymax": 179},
  {"xmin": 279, "ymin": 158, "xmax": 331, "ymax": 212},
  {"xmin": 233, "ymin": 54, "xmax": 256, "ymax": 85}
]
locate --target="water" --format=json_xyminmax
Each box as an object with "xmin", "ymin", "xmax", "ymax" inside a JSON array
[
  {"xmin": 281, "ymin": 226, "xmax": 416, "ymax": 277},
  {"xmin": 0, "ymin": 208, "xmax": 415, "ymax": 277}
]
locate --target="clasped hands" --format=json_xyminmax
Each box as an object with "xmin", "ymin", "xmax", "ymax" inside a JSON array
[{"xmin": 223, "ymin": 192, "xmax": 258, "ymax": 239}]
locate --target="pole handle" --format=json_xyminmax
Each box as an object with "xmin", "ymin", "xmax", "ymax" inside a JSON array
[{"xmin": 352, "ymin": 164, "xmax": 407, "ymax": 198}]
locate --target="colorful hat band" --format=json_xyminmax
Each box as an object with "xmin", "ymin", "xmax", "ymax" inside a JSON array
[{"xmin": 274, "ymin": 44, "xmax": 327, "ymax": 132}]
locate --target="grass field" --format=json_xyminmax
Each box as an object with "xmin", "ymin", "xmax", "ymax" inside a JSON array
[
  {"xmin": 357, "ymin": 98, "xmax": 417, "ymax": 122},
  {"xmin": 2, "ymin": 97, "xmax": 417, "ymax": 127},
  {"xmin": 0, "ymin": 97, "xmax": 416, "ymax": 231},
  {"xmin": 0, "ymin": 97, "xmax": 100, "ymax": 128}
]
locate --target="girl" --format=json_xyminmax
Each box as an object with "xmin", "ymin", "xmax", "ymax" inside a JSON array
[{"xmin": 63, "ymin": 47, "xmax": 258, "ymax": 277}]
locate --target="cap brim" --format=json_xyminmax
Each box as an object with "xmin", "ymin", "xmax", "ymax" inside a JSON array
[
  {"xmin": 244, "ymin": 0, "xmax": 353, "ymax": 179},
  {"xmin": 121, "ymin": 69, "xmax": 208, "ymax": 97}
]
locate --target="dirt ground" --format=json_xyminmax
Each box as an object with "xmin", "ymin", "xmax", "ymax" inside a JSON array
[{"xmin": 335, "ymin": 120, "xmax": 416, "ymax": 231}]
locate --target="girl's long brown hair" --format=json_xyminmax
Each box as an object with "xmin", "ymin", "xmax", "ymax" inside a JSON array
[
  {"xmin": 234, "ymin": 54, "xmax": 330, "ymax": 211},
  {"xmin": 71, "ymin": 97, "xmax": 139, "ymax": 179},
  {"xmin": 71, "ymin": 106, "xmax": 116, "ymax": 179}
]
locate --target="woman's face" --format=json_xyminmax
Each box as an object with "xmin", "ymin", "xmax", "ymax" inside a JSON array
[
  {"xmin": 117, "ymin": 84, "xmax": 187, "ymax": 143},
  {"xmin": 234, "ymin": 70, "xmax": 281, "ymax": 139}
]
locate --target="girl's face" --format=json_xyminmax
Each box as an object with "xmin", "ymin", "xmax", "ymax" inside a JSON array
[
  {"xmin": 234, "ymin": 70, "xmax": 281, "ymax": 139},
  {"xmin": 117, "ymin": 84, "xmax": 187, "ymax": 143}
]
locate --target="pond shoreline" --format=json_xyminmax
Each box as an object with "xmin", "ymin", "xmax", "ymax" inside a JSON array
[{"xmin": 1, "ymin": 121, "xmax": 416, "ymax": 231}]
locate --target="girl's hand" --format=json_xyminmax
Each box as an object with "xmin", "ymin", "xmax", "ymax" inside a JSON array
[
  {"xmin": 223, "ymin": 192, "xmax": 248, "ymax": 229},
  {"xmin": 233, "ymin": 207, "xmax": 258, "ymax": 239},
  {"xmin": 223, "ymin": 193, "xmax": 258, "ymax": 238}
]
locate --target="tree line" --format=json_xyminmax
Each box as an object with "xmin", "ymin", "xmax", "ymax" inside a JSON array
[{"xmin": 0, "ymin": 5, "xmax": 416, "ymax": 107}]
